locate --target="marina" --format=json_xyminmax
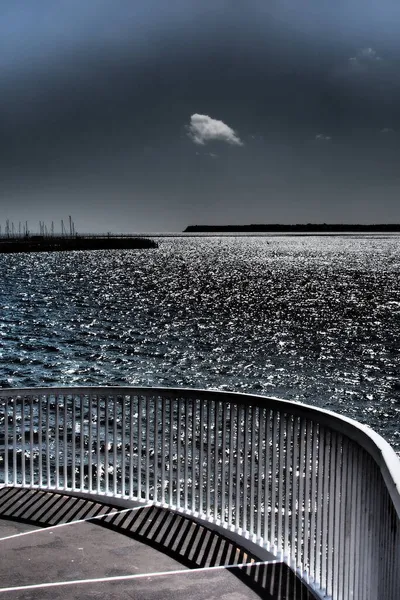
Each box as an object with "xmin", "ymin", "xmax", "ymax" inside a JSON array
[
  {"xmin": 0, "ymin": 234, "xmax": 157, "ymax": 253},
  {"xmin": 0, "ymin": 218, "xmax": 157, "ymax": 253}
]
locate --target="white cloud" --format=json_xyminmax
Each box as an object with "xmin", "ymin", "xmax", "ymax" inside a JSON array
[
  {"xmin": 315, "ymin": 133, "xmax": 331, "ymax": 142},
  {"xmin": 187, "ymin": 114, "xmax": 243, "ymax": 146},
  {"xmin": 348, "ymin": 47, "xmax": 382, "ymax": 72}
]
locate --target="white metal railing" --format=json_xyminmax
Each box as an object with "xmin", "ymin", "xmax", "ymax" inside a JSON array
[{"xmin": 0, "ymin": 387, "xmax": 399, "ymax": 599}]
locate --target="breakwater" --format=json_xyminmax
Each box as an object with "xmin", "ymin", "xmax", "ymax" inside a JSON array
[{"xmin": 0, "ymin": 234, "xmax": 158, "ymax": 253}]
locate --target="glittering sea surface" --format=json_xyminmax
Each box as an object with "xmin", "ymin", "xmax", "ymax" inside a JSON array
[{"xmin": 0, "ymin": 234, "xmax": 399, "ymax": 452}]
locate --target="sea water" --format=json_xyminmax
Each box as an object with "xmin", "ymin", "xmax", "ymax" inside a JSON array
[{"xmin": 0, "ymin": 234, "xmax": 399, "ymax": 452}]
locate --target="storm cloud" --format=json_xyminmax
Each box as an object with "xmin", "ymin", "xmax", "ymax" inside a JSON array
[{"xmin": 0, "ymin": 1, "xmax": 400, "ymax": 232}]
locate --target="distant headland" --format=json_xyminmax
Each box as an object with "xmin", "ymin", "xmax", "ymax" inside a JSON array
[{"xmin": 184, "ymin": 224, "xmax": 400, "ymax": 233}]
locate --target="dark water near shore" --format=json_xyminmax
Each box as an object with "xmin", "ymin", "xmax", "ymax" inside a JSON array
[{"xmin": 0, "ymin": 234, "xmax": 399, "ymax": 452}]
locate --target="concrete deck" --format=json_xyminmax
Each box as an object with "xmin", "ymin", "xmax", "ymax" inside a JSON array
[{"xmin": 0, "ymin": 487, "xmax": 316, "ymax": 599}]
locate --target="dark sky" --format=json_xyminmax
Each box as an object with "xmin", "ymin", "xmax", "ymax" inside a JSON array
[{"xmin": 1, "ymin": 1, "xmax": 400, "ymax": 232}]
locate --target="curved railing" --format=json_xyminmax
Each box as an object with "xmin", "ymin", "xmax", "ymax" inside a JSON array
[{"xmin": 0, "ymin": 387, "xmax": 399, "ymax": 600}]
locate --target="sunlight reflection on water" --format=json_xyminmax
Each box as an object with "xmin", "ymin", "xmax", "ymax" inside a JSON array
[{"xmin": 0, "ymin": 234, "xmax": 399, "ymax": 451}]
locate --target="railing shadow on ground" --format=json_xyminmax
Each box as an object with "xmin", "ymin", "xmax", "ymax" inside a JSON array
[{"xmin": 0, "ymin": 487, "xmax": 316, "ymax": 600}]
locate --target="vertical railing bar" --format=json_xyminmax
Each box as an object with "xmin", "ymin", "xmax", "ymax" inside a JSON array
[
  {"xmin": 184, "ymin": 398, "xmax": 189, "ymax": 510},
  {"xmin": 104, "ymin": 396, "xmax": 109, "ymax": 495},
  {"xmin": 38, "ymin": 396, "xmax": 43, "ymax": 488},
  {"xmin": 363, "ymin": 456, "xmax": 373, "ymax": 599},
  {"xmin": 214, "ymin": 400, "xmax": 219, "ymax": 520},
  {"xmin": 363, "ymin": 457, "xmax": 371, "ymax": 600},
  {"xmin": 353, "ymin": 447, "xmax": 362, "ymax": 600},
  {"xmin": 336, "ymin": 437, "xmax": 344, "ymax": 600},
  {"xmin": 284, "ymin": 415, "xmax": 292, "ymax": 563},
  {"xmin": 12, "ymin": 398, "xmax": 17, "ymax": 485},
  {"xmin": 327, "ymin": 431, "xmax": 337, "ymax": 597},
  {"xmin": 309, "ymin": 422, "xmax": 318, "ymax": 584},
  {"xmin": 191, "ymin": 399, "xmax": 197, "ymax": 514},
  {"xmin": 96, "ymin": 396, "xmax": 101, "ymax": 495},
  {"xmin": 264, "ymin": 409, "xmax": 271, "ymax": 547},
  {"xmin": 315, "ymin": 426, "xmax": 325, "ymax": 590},
  {"xmin": 55, "ymin": 395, "xmax": 60, "ymax": 490},
  {"xmin": 228, "ymin": 403, "xmax": 235, "ymax": 526},
  {"xmin": 384, "ymin": 492, "xmax": 392, "ymax": 599},
  {"xmin": 135, "ymin": 394, "xmax": 139, "ymax": 501},
  {"xmin": 271, "ymin": 412, "xmax": 278, "ymax": 555},
  {"xmin": 29, "ymin": 398, "xmax": 34, "ymax": 486},
  {"xmin": 235, "ymin": 406, "xmax": 242, "ymax": 530},
  {"xmin": 114, "ymin": 395, "xmax": 120, "ymax": 498},
  {"xmin": 392, "ymin": 497, "xmax": 399, "ymax": 599},
  {"xmin": 388, "ymin": 497, "xmax": 396, "ymax": 599},
  {"xmin": 333, "ymin": 434, "xmax": 343, "ymax": 599},
  {"xmin": 242, "ymin": 405, "xmax": 249, "ymax": 534},
  {"xmin": 350, "ymin": 444, "xmax": 359, "ymax": 599},
  {"xmin": 45, "ymin": 396, "xmax": 50, "ymax": 488},
  {"xmin": 153, "ymin": 396, "xmax": 159, "ymax": 504},
  {"xmin": 71, "ymin": 395, "xmax": 76, "ymax": 490},
  {"xmin": 256, "ymin": 406, "xmax": 264, "ymax": 541},
  {"xmin": 291, "ymin": 416, "xmax": 299, "ymax": 570},
  {"xmin": 381, "ymin": 475, "xmax": 389, "ymax": 599},
  {"xmin": 113, "ymin": 395, "xmax": 118, "ymax": 496},
  {"xmin": 379, "ymin": 489, "xmax": 386, "ymax": 600},
  {"xmin": 128, "ymin": 396, "xmax": 134, "ymax": 499},
  {"xmin": 4, "ymin": 398, "xmax": 9, "ymax": 486},
  {"xmin": 391, "ymin": 499, "xmax": 398, "ymax": 599},
  {"xmin": 161, "ymin": 398, "xmax": 166, "ymax": 505},
  {"xmin": 177, "ymin": 396, "xmax": 186, "ymax": 508},
  {"xmin": 199, "ymin": 399, "xmax": 205, "ymax": 515},
  {"xmin": 63, "ymin": 395, "xmax": 68, "ymax": 490},
  {"xmin": 382, "ymin": 493, "xmax": 388, "ymax": 599},
  {"xmin": 137, "ymin": 395, "xmax": 143, "ymax": 499},
  {"xmin": 21, "ymin": 397, "xmax": 26, "ymax": 487},
  {"xmin": 367, "ymin": 457, "xmax": 379, "ymax": 596},
  {"xmin": 79, "ymin": 395, "xmax": 84, "ymax": 491},
  {"xmin": 365, "ymin": 455, "xmax": 374, "ymax": 600},
  {"xmin": 43, "ymin": 394, "xmax": 51, "ymax": 487},
  {"xmin": 221, "ymin": 402, "xmax": 227, "ymax": 525},
  {"xmin": 277, "ymin": 412, "xmax": 285, "ymax": 558},
  {"xmin": 297, "ymin": 418, "xmax": 306, "ymax": 573},
  {"xmin": 121, "ymin": 396, "xmax": 127, "ymax": 497},
  {"xmin": 168, "ymin": 397, "xmax": 174, "ymax": 506},
  {"xmin": 177, "ymin": 397, "xmax": 182, "ymax": 509},
  {"xmin": 358, "ymin": 450, "xmax": 368, "ymax": 600},
  {"xmin": 88, "ymin": 394, "xmax": 94, "ymax": 494},
  {"xmin": 374, "ymin": 465, "xmax": 382, "ymax": 599},
  {"xmin": 205, "ymin": 400, "xmax": 211, "ymax": 517},
  {"xmin": 321, "ymin": 429, "xmax": 331, "ymax": 595},
  {"xmin": 249, "ymin": 405, "xmax": 256, "ymax": 537},
  {"xmin": 0, "ymin": 400, "xmax": 3, "ymax": 482},
  {"xmin": 343, "ymin": 442, "xmax": 353, "ymax": 600},
  {"xmin": 303, "ymin": 420, "xmax": 312, "ymax": 580},
  {"xmin": 371, "ymin": 464, "xmax": 381, "ymax": 600},
  {"xmin": 189, "ymin": 398, "xmax": 193, "ymax": 513}
]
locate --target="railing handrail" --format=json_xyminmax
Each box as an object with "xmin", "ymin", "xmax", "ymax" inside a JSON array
[{"xmin": 1, "ymin": 385, "xmax": 399, "ymax": 517}]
